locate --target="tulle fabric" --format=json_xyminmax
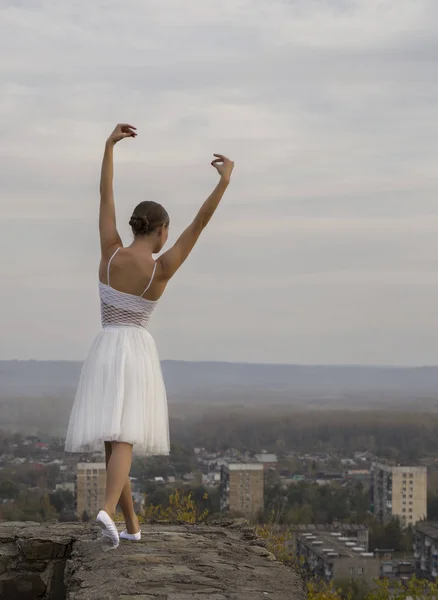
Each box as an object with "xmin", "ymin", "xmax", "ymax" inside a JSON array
[{"xmin": 65, "ymin": 326, "xmax": 170, "ymax": 456}]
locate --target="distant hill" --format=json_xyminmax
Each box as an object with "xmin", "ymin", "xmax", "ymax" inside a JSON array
[
  {"xmin": 1, "ymin": 360, "xmax": 438, "ymax": 435},
  {"xmin": 2, "ymin": 359, "xmax": 438, "ymax": 403}
]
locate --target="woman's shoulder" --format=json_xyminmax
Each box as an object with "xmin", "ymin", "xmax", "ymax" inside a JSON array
[{"xmin": 101, "ymin": 244, "xmax": 123, "ymax": 266}]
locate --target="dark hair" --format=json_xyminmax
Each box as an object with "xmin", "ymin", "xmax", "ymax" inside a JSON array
[{"xmin": 129, "ymin": 201, "xmax": 169, "ymax": 236}]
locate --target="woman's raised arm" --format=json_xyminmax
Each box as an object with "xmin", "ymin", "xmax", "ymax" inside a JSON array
[
  {"xmin": 159, "ymin": 154, "xmax": 234, "ymax": 280},
  {"xmin": 99, "ymin": 123, "xmax": 137, "ymax": 258}
]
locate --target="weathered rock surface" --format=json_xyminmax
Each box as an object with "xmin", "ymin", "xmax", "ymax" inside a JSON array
[{"xmin": 0, "ymin": 520, "xmax": 305, "ymax": 600}]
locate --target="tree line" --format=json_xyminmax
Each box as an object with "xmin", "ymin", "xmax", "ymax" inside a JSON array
[{"xmin": 169, "ymin": 408, "xmax": 438, "ymax": 461}]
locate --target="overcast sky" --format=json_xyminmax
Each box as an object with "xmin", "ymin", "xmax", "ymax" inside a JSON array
[{"xmin": 1, "ymin": 0, "xmax": 438, "ymax": 365}]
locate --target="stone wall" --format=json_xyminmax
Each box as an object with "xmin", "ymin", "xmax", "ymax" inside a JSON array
[
  {"xmin": 0, "ymin": 521, "xmax": 79, "ymax": 600},
  {"xmin": 0, "ymin": 519, "xmax": 305, "ymax": 600}
]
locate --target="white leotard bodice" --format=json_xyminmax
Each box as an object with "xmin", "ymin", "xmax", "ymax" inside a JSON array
[{"xmin": 99, "ymin": 247, "xmax": 158, "ymax": 329}]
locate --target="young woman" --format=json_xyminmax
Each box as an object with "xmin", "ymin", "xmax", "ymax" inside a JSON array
[{"xmin": 65, "ymin": 123, "xmax": 234, "ymax": 547}]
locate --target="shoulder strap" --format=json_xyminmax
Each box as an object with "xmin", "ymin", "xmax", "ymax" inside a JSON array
[
  {"xmin": 141, "ymin": 262, "xmax": 157, "ymax": 297},
  {"xmin": 107, "ymin": 247, "xmax": 121, "ymax": 285}
]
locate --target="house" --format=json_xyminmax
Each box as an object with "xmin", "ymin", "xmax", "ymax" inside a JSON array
[{"xmin": 255, "ymin": 453, "xmax": 278, "ymax": 467}]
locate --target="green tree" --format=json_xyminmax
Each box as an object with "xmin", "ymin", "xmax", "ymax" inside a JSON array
[
  {"xmin": 0, "ymin": 479, "xmax": 20, "ymax": 500},
  {"xmin": 40, "ymin": 493, "xmax": 57, "ymax": 520},
  {"xmin": 49, "ymin": 490, "xmax": 75, "ymax": 514}
]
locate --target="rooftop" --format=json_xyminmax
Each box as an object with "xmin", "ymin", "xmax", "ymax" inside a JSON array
[
  {"xmin": 298, "ymin": 531, "xmax": 373, "ymax": 561},
  {"xmin": 225, "ymin": 462, "xmax": 264, "ymax": 471},
  {"xmin": 292, "ymin": 524, "xmax": 367, "ymax": 532},
  {"xmin": 76, "ymin": 462, "xmax": 106, "ymax": 470},
  {"xmin": 255, "ymin": 453, "xmax": 278, "ymax": 463},
  {"xmin": 372, "ymin": 462, "xmax": 427, "ymax": 473},
  {"xmin": 416, "ymin": 521, "xmax": 438, "ymax": 540}
]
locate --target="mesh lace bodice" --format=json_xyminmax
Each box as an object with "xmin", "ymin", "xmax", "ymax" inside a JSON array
[
  {"xmin": 99, "ymin": 283, "xmax": 157, "ymax": 329},
  {"xmin": 100, "ymin": 247, "xmax": 158, "ymax": 330}
]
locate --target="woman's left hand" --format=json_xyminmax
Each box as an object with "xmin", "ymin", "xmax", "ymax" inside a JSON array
[
  {"xmin": 107, "ymin": 124, "xmax": 137, "ymax": 145},
  {"xmin": 211, "ymin": 154, "xmax": 234, "ymax": 182}
]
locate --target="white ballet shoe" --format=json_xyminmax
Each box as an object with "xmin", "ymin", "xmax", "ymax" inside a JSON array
[
  {"xmin": 96, "ymin": 510, "xmax": 120, "ymax": 548},
  {"xmin": 120, "ymin": 530, "xmax": 141, "ymax": 541}
]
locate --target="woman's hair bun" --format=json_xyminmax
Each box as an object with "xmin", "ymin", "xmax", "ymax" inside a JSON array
[
  {"xmin": 129, "ymin": 201, "xmax": 169, "ymax": 235},
  {"xmin": 129, "ymin": 214, "xmax": 150, "ymax": 234}
]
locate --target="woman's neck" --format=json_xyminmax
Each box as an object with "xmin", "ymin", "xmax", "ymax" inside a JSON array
[{"xmin": 130, "ymin": 235, "xmax": 157, "ymax": 256}]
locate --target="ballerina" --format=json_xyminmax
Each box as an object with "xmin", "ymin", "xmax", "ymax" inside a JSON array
[{"xmin": 65, "ymin": 123, "xmax": 234, "ymax": 547}]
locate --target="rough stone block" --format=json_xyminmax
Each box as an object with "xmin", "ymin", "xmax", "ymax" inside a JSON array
[
  {"xmin": 0, "ymin": 573, "xmax": 46, "ymax": 600},
  {"xmin": 0, "ymin": 520, "xmax": 305, "ymax": 600},
  {"xmin": 18, "ymin": 539, "xmax": 69, "ymax": 560}
]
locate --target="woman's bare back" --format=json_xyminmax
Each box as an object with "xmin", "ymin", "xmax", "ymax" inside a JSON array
[
  {"xmin": 99, "ymin": 246, "xmax": 167, "ymax": 302},
  {"xmin": 98, "ymin": 124, "xmax": 234, "ymax": 305}
]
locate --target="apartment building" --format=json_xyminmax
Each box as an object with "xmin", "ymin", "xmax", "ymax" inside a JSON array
[
  {"xmin": 76, "ymin": 462, "xmax": 106, "ymax": 519},
  {"xmin": 220, "ymin": 462, "xmax": 264, "ymax": 517},
  {"xmin": 297, "ymin": 530, "xmax": 380, "ymax": 585},
  {"xmin": 415, "ymin": 521, "xmax": 438, "ymax": 580},
  {"xmin": 371, "ymin": 462, "xmax": 427, "ymax": 526},
  {"xmin": 380, "ymin": 559, "xmax": 415, "ymax": 583}
]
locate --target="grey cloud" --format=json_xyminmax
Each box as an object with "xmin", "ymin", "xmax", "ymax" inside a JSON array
[{"xmin": 1, "ymin": 0, "xmax": 438, "ymax": 365}]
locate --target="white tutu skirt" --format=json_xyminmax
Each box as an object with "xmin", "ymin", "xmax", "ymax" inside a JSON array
[{"xmin": 65, "ymin": 326, "xmax": 170, "ymax": 456}]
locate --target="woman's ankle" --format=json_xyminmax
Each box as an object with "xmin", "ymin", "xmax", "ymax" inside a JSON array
[
  {"xmin": 102, "ymin": 506, "xmax": 116, "ymax": 520},
  {"xmin": 126, "ymin": 515, "xmax": 140, "ymax": 534}
]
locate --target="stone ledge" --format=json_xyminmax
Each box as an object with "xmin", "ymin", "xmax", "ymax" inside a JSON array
[{"xmin": 0, "ymin": 520, "xmax": 305, "ymax": 600}]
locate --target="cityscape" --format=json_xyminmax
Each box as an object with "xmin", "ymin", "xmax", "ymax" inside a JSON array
[{"xmin": 2, "ymin": 423, "xmax": 438, "ymax": 594}]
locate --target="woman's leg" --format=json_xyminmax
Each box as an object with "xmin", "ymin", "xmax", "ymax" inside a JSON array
[{"xmin": 104, "ymin": 442, "xmax": 139, "ymax": 533}]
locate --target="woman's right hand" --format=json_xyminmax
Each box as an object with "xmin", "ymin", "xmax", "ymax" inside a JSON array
[
  {"xmin": 211, "ymin": 154, "xmax": 234, "ymax": 183},
  {"xmin": 107, "ymin": 124, "xmax": 137, "ymax": 145}
]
